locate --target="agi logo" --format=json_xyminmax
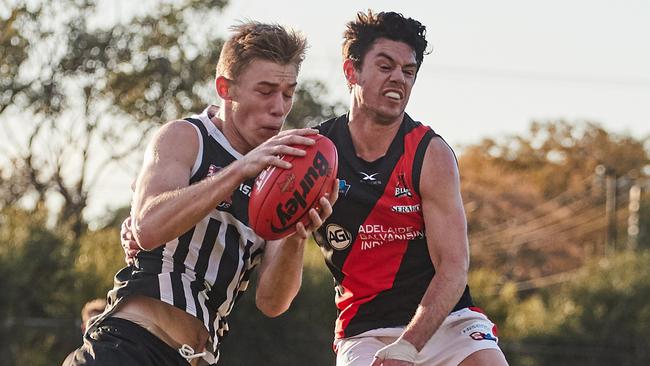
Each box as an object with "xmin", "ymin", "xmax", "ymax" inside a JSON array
[{"xmin": 326, "ymin": 224, "xmax": 352, "ymax": 250}]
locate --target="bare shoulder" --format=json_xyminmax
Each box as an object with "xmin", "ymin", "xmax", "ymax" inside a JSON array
[
  {"xmin": 153, "ymin": 119, "xmax": 200, "ymax": 144},
  {"xmin": 421, "ymin": 136, "xmax": 459, "ymax": 183},
  {"xmin": 145, "ymin": 119, "xmax": 200, "ymax": 165}
]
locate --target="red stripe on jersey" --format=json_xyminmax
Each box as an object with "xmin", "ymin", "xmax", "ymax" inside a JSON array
[{"xmin": 336, "ymin": 125, "xmax": 432, "ymax": 338}]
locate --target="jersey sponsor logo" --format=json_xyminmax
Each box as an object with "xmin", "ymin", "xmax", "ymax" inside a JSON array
[
  {"xmin": 359, "ymin": 172, "xmax": 382, "ymax": 185},
  {"xmin": 357, "ymin": 224, "xmax": 424, "ymax": 250},
  {"xmin": 338, "ymin": 179, "xmax": 351, "ymax": 196},
  {"xmin": 391, "ymin": 204, "xmax": 421, "ymax": 213},
  {"xmin": 274, "ymin": 151, "xmax": 332, "ymax": 231},
  {"xmin": 326, "ymin": 224, "xmax": 352, "ymax": 250},
  {"xmin": 238, "ymin": 183, "xmax": 252, "ymax": 197},
  {"xmin": 469, "ymin": 331, "xmax": 498, "ymax": 342},
  {"xmin": 462, "ymin": 322, "xmax": 498, "ymax": 342},
  {"xmin": 208, "ymin": 165, "xmax": 233, "ymax": 208},
  {"xmin": 395, "ymin": 173, "xmax": 413, "ymax": 198}
]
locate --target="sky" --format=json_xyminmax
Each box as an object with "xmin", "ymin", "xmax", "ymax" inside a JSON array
[
  {"xmin": 212, "ymin": 0, "xmax": 650, "ymax": 146},
  {"xmin": 70, "ymin": 0, "xmax": 650, "ymax": 221}
]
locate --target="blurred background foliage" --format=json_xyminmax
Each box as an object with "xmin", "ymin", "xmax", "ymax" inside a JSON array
[{"xmin": 1, "ymin": 0, "xmax": 649, "ymax": 365}]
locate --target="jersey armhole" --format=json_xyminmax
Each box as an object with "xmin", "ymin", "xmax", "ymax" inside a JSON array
[
  {"xmin": 412, "ymin": 130, "xmax": 437, "ymax": 197},
  {"xmin": 182, "ymin": 120, "xmax": 204, "ymax": 178}
]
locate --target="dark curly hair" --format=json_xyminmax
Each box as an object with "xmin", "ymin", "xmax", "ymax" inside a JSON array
[{"xmin": 342, "ymin": 10, "xmax": 429, "ymax": 73}]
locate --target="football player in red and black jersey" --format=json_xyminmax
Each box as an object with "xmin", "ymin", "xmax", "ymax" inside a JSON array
[{"xmin": 313, "ymin": 10, "xmax": 509, "ymax": 366}]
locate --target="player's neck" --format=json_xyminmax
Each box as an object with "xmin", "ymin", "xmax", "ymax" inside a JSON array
[
  {"xmin": 214, "ymin": 104, "xmax": 252, "ymax": 156},
  {"xmin": 348, "ymin": 108, "xmax": 402, "ymax": 162}
]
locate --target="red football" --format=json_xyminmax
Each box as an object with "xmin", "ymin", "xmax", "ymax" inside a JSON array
[{"xmin": 249, "ymin": 134, "xmax": 338, "ymax": 240}]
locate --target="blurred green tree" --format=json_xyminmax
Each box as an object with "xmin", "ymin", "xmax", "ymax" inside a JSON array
[
  {"xmin": 0, "ymin": 205, "xmax": 78, "ymax": 365},
  {"xmin": 461, "ymin": 120, "xmax": 649, "ymax": 281},
  {"xmin": 1, "ymin": 0, "xmax": 342, "ymax": 241}
]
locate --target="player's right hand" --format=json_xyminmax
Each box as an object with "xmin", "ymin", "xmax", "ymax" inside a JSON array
[
  {"xmin": 237, "ymin": 128, "xmax": 319, "ymax": 179},
  {"xmin": 121, "ymin": 216, "xmax": 140, "ymax": 265}
]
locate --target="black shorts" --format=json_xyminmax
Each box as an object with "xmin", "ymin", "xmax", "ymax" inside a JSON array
[{"xmin": 63, "ymin": 317, "xmax": 189, "ymax": 366}]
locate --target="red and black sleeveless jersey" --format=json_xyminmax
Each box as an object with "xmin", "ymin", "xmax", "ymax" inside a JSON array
[{"xmin": 314, "ymin": 113, "xmax": 474, "ymax": 339}]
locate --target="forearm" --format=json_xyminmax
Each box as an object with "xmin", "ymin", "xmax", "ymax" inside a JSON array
[
  {"xmin": 255, "ymin": 235, "xmax": 306, "ymax": 317},
  {"xmin": 134, "ymin": 162, "xmax": 246, "ymax": 249},
  {"xmin": 400, "ymin": 268, "xmax": 467, "ymax": 350}
]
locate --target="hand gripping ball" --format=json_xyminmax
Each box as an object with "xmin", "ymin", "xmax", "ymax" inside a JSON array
[{"xmin": 249, "ymin": 134, "xmax": 338, "ymax": 240}]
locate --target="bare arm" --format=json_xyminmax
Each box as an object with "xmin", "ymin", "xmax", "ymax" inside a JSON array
[
  {"xmin": 373, "ymin": 138, "xmax": 469, "ymax": 365},
  {"xmin": 132, "ymin": 122, "xmax": 319, "ymax": 250},
  {"xmin": 132, "ymin": 121, "xmax": 242, "ymax": 249},
  {"xmin": 255, "ymin": 179, "xmax": 339, "ymax": 317}
]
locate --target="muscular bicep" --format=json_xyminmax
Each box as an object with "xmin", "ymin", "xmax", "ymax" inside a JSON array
[
  {"xmin": 419, "ymin": 138, "xmax": 469, "ymax": 271},
  {"xmin": 132, "ymin": 121, "xmax": 199, "ymax": 217}
]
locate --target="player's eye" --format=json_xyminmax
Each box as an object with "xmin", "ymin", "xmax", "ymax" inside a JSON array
[{"xmin": 404, "ymin": 69, "xmax": 416, "ymax": 77}]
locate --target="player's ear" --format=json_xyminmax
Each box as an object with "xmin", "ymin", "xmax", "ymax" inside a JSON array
[
  {"xmin": 216, "ymin": 76, "xmax": 232, "ymax": 100},
  {"xmin": 343, "ymin": 59, "xmax": 357, "ymax": 85}
]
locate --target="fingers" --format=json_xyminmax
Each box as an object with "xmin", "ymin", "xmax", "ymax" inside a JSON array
[
  {"xmin": 120, "ymin": 216, "xmax": 140, "ymax": 265},
  {"xmin": 271, "ymin": 130, "xmax": 317, "ymax": 150},
  {"xmin": 328, "ymin": 179, "xmax": 339, "ymax": 205},
  {"xmin": 308, "ymin": 205, "xmax": 324, "ymax": 229},
  {"xmin": 244, "ymin": 132, "xmax": 320, "ymax": 175},
  {"xmin": 299, "ymin": 194, "xmax": 334, "ymax": 233},
  {"xmin": 317, "ymin": 195, "xmax": 333, "ymax": 220},
  {"xmin": 120, "ymin": 217, "xmax": 130, "ymax": 239},
  {"xmin": 271, "ymin": 144, "xmax": 308, "ymax": 158},
  {"xmin": 294, "ymin": 222, "xmax": 309, "ymax": 239}
]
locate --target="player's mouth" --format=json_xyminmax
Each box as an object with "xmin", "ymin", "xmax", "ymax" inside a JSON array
[
  {"xmin": 261, "ymin": 126, "xmax": 282, "ymax": 135},
  {"xmin": 383, "ymin": 90, "xmax": 403, "ymax": 101}
]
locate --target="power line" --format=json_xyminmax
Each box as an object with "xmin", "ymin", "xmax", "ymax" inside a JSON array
[
  {"xmin": 469, "ymin": 175, "xmax": 598, "ymax": 240},
  {"xmin": 430, "ymin": 65, "xmax": 650, "ymax": 88},
  {"xmin": 470, "ymin": 173, "xmax": 636, "ymax": 251},
  {"xmin": 472, "ymin": 207, "xmax": 607, "ymax": 257}
]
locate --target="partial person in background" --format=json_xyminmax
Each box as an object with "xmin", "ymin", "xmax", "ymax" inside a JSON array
[
  {"xmin": 66, "ymin": 21, "xmax": 336, "ymax": 366},
  {"xmin": 62, "ymin": 298, "xmax": 107, "ymax": 365},
  {"xmin": 313, "ymin": 10, "xmax": 509, "ymax": 366}
]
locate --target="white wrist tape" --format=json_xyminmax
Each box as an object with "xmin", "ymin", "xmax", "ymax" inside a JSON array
[{"xmin": 373, "ymin": 338, "xmax": 419, "ymax": 363}]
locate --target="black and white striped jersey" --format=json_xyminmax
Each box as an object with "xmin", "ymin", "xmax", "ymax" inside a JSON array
[{"xmin": 104, "ymin": 106, "xmax": 266, "ymax": 363}]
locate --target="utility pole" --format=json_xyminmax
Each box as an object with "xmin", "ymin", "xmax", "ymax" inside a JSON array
[
  {"xmin": 605, "ymin": 172, "xmax": 617, "ymax": 254},
  {"xmin": 627, "ymin": 183, "xmax": 641, "ymax": 250}
]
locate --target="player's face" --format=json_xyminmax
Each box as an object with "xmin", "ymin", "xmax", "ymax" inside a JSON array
[
  {"xmin": 352, "ymin": 38, "xmax": 417, "ymax": 123},
  {"xmin": 228, "ymin": 59, "xmax": 297, "ymax": 151}
]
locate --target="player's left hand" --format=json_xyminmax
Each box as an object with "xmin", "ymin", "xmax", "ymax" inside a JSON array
[
  {"xmin": 292, "ymin": 179, "xmax": 339, "ymax": 239},
  {"xmin": 370, "ymin": 338, "xmax": 418, "ymax": 366}
]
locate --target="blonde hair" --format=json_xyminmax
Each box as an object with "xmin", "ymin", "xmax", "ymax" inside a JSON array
[{"xmin": 216, "ymin": 21, "xmax": 307, "ymax": 80}]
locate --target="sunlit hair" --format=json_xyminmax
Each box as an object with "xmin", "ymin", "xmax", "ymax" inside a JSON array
[
  {"xmin": 342, "ymin": 10, "xmax": 429, "ymax": 83},
  {"xmin": 216, "ymin": 21, "xmax": 307, "ymax": 81}
]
